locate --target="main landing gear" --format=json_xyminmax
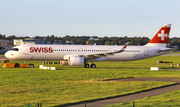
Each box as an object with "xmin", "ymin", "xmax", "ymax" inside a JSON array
[
  {"xmin": 84, "ymin": 60, "xmax": 96, "ymax": 68},
  {"xmin": 84, "ymin": 63, "xmax": 96, "ymax": 68}
]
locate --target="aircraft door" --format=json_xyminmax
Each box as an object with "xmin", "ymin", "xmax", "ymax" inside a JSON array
[
  {"xmin": 144, "ymin": 48, "xmax": 149, "ymax": 56},
  {"xmin": 108, "ymin": 48, "xmax": 112, "ymax": 52},
  {"xmin": 23, "ymin": 46, "xmax": 28, "ymax": 55}
]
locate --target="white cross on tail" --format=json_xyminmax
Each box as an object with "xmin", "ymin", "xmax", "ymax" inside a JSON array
[{"xmin": 158, "ymin": 30, "xmax": 167, "ymax": 40}]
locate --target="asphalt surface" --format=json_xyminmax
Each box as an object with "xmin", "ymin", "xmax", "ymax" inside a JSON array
[
  {"xmin": 0, "ymin": 57, "xmax": 8, "ymax": 59},
  {"xmin": 62, "ymin": 78, "xmax": 180, "ymax": 107}
]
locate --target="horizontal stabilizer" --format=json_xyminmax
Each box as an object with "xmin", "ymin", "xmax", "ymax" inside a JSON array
[{"xmin": 156, "ymin": 47, "xmax": 178, "ymax": 52}]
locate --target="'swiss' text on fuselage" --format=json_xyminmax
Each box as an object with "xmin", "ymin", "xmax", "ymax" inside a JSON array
[{"xmin": 30, "ymin": 47, "xmax": 53, "ymax": 53}]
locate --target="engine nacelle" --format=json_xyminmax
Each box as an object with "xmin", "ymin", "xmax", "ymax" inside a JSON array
[
  {"xmin": 64, "ymin": 55, "xmax": 84, "ymax": 66},
  {"xmin": 60, "ymin": 61, "xmax": 69, "ymax": 66}
]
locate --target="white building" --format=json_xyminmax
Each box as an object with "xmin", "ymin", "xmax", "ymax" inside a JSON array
[
  {"xmin": 14, "ymin": 38, "xmax": 35, "ymax": 45},
  {"xmin": 14, "ymin": 38, "xmax": 63, "ymax": 45}
]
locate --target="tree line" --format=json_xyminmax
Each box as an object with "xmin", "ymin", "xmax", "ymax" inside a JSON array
[{"xmin": 0, "ymin": 34, "xmax": 180, "ymax": 48}]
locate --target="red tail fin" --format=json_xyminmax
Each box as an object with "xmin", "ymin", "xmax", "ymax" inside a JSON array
[{"xmin": 148, "ymin": 24, "xmax": 171, "ymax": 44}]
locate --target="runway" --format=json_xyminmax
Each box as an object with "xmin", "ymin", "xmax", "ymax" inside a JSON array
[
  {"xmin": 0, "ymin": 57, "xmax": 8, "ymax": 60},
  {"xmin": 62, "ymin": 78, "xmax": 180, "ymax": 107}
]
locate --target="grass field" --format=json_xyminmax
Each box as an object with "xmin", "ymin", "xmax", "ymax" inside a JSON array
[
  {"xmin": 0, "ymin": 53, "xmax": 180, "ymax": 106},
  {"xmin": 0, "ymin": 54, "xmax": 5, "ymax": 57},
  {"xmin": 169, "ymin": 51, "xmax": 180, "ymax": 54}
]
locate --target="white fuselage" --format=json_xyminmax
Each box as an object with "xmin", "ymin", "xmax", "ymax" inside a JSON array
[{"xmin": 5, "ymin": 44, "xmax": 170, "ymax": 61}]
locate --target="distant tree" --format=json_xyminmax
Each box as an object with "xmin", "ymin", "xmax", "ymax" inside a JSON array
[
  {"xmin": 24, "ymin": 36, "xmax": 30, "ymax": 38},
  {"xmin": 35, "ymin": 36, "xmax": 42, "ymax": 39},
  {"xmin": 118, "ymin": 40, "xmax": 124, "ymax": 45},
  {"xmin": 6, "ymin": 35, "xmax": 17, "ymax": 40},
  {"xmin": 2, "ymin": 35, "xmax": 6, "ymax": 40},
  {"xmin": 0, "ymin": 34, "xmax": 2, "ymax": 39},
  {"xmin": 105, "ymin": 41, "xmax": 110, "ymax": 45},
  {"xmin": 2, "ymin": 34, "xmax": 180, "ymax": 48},
  {"xmin": 111, "ymin": 41, "xmax": 116, "ymax": 45},
  {"xmin": 88, "ymin": 40, "xmax": 95, "ymax": 45}
]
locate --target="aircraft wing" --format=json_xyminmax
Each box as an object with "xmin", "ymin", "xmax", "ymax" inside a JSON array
[
  {"xmin": 156, "ymin": 47, "xmax": 178, "ymax": 52},
  {"xmin": 81, "ymin": 42, "xmax": 129, "ymax": 59}
]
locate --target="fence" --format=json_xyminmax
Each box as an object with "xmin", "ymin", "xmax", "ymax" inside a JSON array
[
  {"xmin": 82, "ymin": 101, "xmax": 180, "ymax": 107},
  {"xmin": 11, "ymin": 103, "xmax": 42, "ymax": 107},
  {"xmin": 12, "ymin": 101, "xmax": 180, "ymax": 107}
]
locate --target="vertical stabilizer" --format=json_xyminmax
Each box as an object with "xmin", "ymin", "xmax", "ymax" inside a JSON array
[{"xmin": 146, "ymin": 24, "xmax": 171, "ymax": 47}]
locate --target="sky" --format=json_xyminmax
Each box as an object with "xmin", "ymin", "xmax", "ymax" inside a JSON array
[{"xmin": 0, "ymin": 0, "xmax": 180, "ymax": 39}]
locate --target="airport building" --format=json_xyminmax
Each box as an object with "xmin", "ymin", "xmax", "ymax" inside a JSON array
[
  {"xmin": 0, "ymin": 39, "xmax": 13, "ymax": 45},
  {"xmin": 14, "ymin": 38, "xmax": 62, "ymax": 45},
  {"xmin": 14, "ymin": 38, "xmax": 35, "ymax": 45}
]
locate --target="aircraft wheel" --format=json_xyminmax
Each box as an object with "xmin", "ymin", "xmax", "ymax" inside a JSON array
[
  {"xmin": 15, "ymin": 63, "xmax": 20, "ymax": 68},
  {"xmin": 84, "ymin": 64, "xmax": 89, "ymax": 68},
  {"xmin": 91, "ymin": 64, "xmax": 96, "ymax": 68}
]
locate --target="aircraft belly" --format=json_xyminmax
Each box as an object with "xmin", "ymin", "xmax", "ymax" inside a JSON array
[
  {"xmin": 105, "ymin": 52, "xmax": 147, "ymax": 61},
  {"xmin": 106, "ymin": 53, "xmax": 134, "ymax": 61}
]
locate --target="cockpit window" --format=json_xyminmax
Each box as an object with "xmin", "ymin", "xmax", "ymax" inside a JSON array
[{"xmin": 11, "ymin": 48, "xmax": 19, "ymax": 51}]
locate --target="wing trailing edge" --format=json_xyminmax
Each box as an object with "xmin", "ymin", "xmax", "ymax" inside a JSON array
[{"xmin": 82, "ymin": 42, "xmax": 129, "ymax": 59}]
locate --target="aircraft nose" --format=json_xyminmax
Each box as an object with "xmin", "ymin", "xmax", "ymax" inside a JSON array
[
  {"xmin": 5, "ymin": 51, "xmax": 13, "ymax": 59},
  {"xmin": 5, "ymin": 51, "xmax": 10, "ymax": 58}
]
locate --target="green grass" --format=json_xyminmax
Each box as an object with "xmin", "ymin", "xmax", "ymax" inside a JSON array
[
  {"xmin": 0, "ymin": 68, "xmax": 176, "ymax": 106},
  {"xmin": 169, "ymin": 51, "xmax": 180, "ymax": 54},
  {"xmin": 0, "ymin": 67, "xmax": 175, "ymax": 107},
  {"xmin": 1, "ymin": 54, "xmax": 180, "ymax": 106}
]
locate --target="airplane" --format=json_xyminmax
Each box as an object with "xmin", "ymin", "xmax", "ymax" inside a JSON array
[{"xmin": 5, "ymin": 24, "xmax": 175, "ymax": 68}]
